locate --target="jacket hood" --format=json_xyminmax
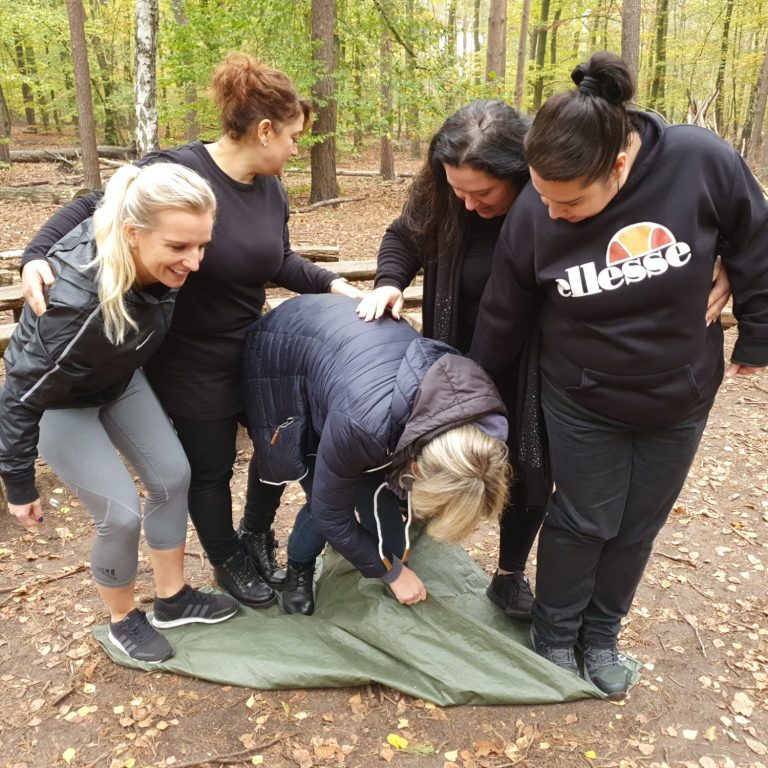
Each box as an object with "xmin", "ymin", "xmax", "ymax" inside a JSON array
[{"xmin": 390, "ymin": 350, "xmax": 507, "ymax": 471}]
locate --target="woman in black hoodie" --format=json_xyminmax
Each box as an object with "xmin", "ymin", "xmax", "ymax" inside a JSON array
[{"xmin": 471, "ymin": 52, "xmax": 768, "ymax": 699}]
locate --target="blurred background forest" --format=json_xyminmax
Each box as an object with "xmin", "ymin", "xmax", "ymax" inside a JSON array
[{"xmin": 1, "ymin": 0, "xmax": 768, "ymax": 182}]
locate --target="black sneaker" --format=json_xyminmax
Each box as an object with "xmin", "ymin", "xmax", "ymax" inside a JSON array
[
  {"xmin": 151, "ymin": 584, "xmax": 240, "ymax": 628},
  {"xmin": 212, "ymin": 548, "xmax": 277, "ymax": 608},
  {"xmin": 583, "ymin": 646, "xmax": 629, "ymax": 700},
  {"xmin": 530, "ymin": 626, "xmax": 578, "ymax": 675},
  {"xmin": 238, "ymin": 523, "xmax": 287, "ymax": 589},
  {"xmin": 108, "ymin": 608, "xmax": 174, "ymax": 663},
  {"xmin": 487, "ymin": 570, "xmax": 534, "ymax": 620}
]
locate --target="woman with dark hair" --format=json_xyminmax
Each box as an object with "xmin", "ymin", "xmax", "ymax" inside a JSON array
[
  {"xmin": 471, "ymin": 52, "xmax": 768, "ymax": 699},
  {"xmin": 19, "ymin": 53, "xmax": 361, "ymax": 609},
  {"xmin": 357, "ymin": 99, "xmax": 733, "ymax": 622}
]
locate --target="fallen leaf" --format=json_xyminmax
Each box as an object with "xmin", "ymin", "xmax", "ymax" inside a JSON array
[
  {"xmin": 732, "ymin": 691, "xmax": 755, "ymax": 717},
  {"xmin": 585, "ymin": 751, "xmax": 597, "ymax": 760},
  {"xmin": 565, "ymin": 713, "xmax": 578, "ymax": 724},
  {"xmin": 444, "ymin": 750, "xmax": 458, "ymax": 761},
  {"xmin": 251, "ymin": 757, "xmax": 263, "ymax": 766},
  {"xmin": 387, "ymin": 733, "xmax": 408, "ymax": 750},
  {"xmin": 62, "ymin": 748, "xmax": 76, "ymax": 764},
  {"xmin": 683, "ymin": 730, "xmax": 698, "ymax": 741},
  {"xmin": 745, "ymin": 738, "xmax": 768, "ymax": 756}
]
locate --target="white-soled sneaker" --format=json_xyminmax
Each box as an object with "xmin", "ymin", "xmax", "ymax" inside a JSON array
[
  {"xmin": 151, "ymin": 584, "xmax": 239, "ymax": 629},
  {"xmin": 108, "ymin": 608, "xmax": 174, "ymax": 663}
]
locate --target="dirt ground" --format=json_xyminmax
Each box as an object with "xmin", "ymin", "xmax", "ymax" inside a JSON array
[{"xmin": 0, "ymin": 131, "xmax": 766, "ymax": 768}]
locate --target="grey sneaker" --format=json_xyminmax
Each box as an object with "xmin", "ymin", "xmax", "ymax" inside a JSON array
[
  {"xmin": 151, "ymin": 584, "xmax": 239, "ymax": 629},
  {"xmin": 583, "ymin": 646, "xmax": 629, "ymax": 700},
  {"xmin": 530, "ymin": 626, "xmax": 578, "ymax": 675},
  {"xmin": 487, "ymin": 570, "xmax": 534, "ymax": 620},
  {"xmin": 108, "ymin": 608, "xmax": 174, "ymax": 663}
]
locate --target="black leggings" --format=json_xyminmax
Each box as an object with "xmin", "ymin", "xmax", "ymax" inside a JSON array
[{"xmin": 170, "ymin": 412, "xmax": 283, "ymax": 564}]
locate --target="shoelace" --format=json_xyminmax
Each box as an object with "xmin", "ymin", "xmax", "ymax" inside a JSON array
[
  {"xmin": 586, "ymin": 648, "xmax": 622, "ymax": 668},
  {"xmin": 117, "ymin": 611, "xmax": 155, "ymax": 641},
  {"xmin": 546, "ymin": 646, "xmax": 576, "ymax": 666}
]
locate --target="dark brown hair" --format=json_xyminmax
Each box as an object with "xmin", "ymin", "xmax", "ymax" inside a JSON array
[
  {"xmin": 212, "ymin": 53, "xmax": 311, "ymax": 140},
  {"xmin": 403, "ymin": 100, "xmax": 530, "ymax": 261},
  {"xmin": 524, "ymin": 51, "xmax": 635, "ymax": 184}
]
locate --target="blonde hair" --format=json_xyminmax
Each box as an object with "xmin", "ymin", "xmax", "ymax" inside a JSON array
[
  {"xmin": 408, "ymin": 423, "xmax": 510, "ymax": 543},
  {"xmin": 91, "ymin": 163, "xmax": 217, "ymax": 344}
]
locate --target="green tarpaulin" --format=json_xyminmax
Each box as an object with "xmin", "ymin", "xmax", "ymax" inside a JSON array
[{"xmin": 94, "ymin": 532, "xmax": 640, "ymax": 706}]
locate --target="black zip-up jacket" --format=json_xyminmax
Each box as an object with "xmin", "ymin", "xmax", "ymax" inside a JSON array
[
  {"xmin": 0, "ymin": 220, "xmax": 176, "ymax": 504},
  {"xmin": 242, "ymin": 295, "xmax": 507, "ymax": 579},
  {"xmin": 472, "ymin": 112, "xmax": 768, "ymax": 427}
]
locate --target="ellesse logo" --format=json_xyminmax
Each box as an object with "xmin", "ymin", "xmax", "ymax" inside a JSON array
[{"xmin": 556, "ymin": 222, "xmax": 692, "ymax": 298}]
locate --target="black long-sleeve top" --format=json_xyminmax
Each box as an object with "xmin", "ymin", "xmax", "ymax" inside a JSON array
[{"xmin": 22, "ymin": 141, "xmax": 338, "ymax": 418}]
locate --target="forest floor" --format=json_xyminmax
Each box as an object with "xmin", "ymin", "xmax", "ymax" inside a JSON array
[{"xmin": 0, "ymin": 130, "xmax": 766, "ymax": 768}]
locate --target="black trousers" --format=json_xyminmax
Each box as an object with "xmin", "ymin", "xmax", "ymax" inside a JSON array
[
  {"xmin": 532, "ymin": 384, "xmax": 709, "ymax": 648},
  {"xmin": 170, "ymin": 412, "xmax": 283, "ymax": 563}
]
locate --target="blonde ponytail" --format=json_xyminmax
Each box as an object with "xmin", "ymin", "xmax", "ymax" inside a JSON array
[
  {"xmin": 409, "ymin": 423, "xmax": 510, "ymax": 543},
  {"xmin": 90, "ymin": 163, "xmax": 216, "ymax": 344}
]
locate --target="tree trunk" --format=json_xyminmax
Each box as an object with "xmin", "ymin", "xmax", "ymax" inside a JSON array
[
  {"xmin": 379, "ymin": 5, "xmax": 395, "ymax": 180},
  {"xmin": 621, "ymin": 0, "xmax": 641, "ymax": 85},
  {"xmin": 473, "ymin": 0, "xmax": 481, "ymax": 81},
  {"xmin": 747, "ymin": 33, "xmax": 768, "ymax": 171},
  {"xmin": 549, "ymin": 6, "xmax": 561, "ymax": 66},
  {"xmin": 135, "ymin": 0, "xmax": 159, "ymax": 156},
  {"xmin": 310, "ymin": 0, "xmax": 339, "ymax": 202},
  {"xmin": 406, "ymin": 0, "xmax": 420, "ymax": 159},
  {"xmin": 66, "ymin": 0, "xmax": 102, "ymax": 189},
  {"xmin": 171, "ymin": 0, "xmax": 199, "ymax": 141},
  {"xmin": 514, "ymin": 0, "xmax": 531, "ymax": 110},
  {"xmin": 649, "ymin": 0, "xmax": 668, "ymax": 117},
  {"xmin": 0, "ymin": 85, "xmax": 11, "ymax": 165},
  {"xmin": 485, "ymin": 0, "xmax": 507, "ymax": 82},
  {"xmin": 713, "ymin": 0, "xmax": 734, "ymax": 135},
  {"xmin": 532, "ymin": 0, "xmax": 551, "ymax": 110},
  {"xmin": 13, "ymin": 32, "xmax": 36, "ymax": 131}
]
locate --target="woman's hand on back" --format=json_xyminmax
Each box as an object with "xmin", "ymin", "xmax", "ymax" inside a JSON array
[
  {"xmin": 329, "ymin": 277, "xmax": 365, "ymax": 300},
  {"xmin": 356, "ymin": 286, "xmax": 405, "ymax": 321},
  {"xmin": 706, "ymin": 258, "xmax": 731, "ymax": 326},
  {"xmin": 21, "ymin": 260, "xmax": 55, "ymax": 317}
]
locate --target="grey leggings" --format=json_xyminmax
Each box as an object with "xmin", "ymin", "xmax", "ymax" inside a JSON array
[{"xmin": 38, "ymin": 370, "xmax": 190, "ymax": 587}]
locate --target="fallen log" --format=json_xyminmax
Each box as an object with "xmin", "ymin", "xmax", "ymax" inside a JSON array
[
  {"xmin": 0, "ymin": 185, "xmax": 76, "ymax": 203},
  {"xmin": 291, "ymin": 195, "xmax": 366, "ymax": 213},
  {"xmin": 9, "ymin": 146, "xmax": 135, "ymax": 162}
]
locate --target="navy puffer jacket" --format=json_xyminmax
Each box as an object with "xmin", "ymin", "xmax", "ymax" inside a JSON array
[{"xmin": 242, "ymin": 295, "xmax": 506, "ymax": 578}]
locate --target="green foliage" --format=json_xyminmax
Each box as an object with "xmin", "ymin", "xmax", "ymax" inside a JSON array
[{"xmin": 3, "ymin": 0, "xmax": 767, "ymax": 154}]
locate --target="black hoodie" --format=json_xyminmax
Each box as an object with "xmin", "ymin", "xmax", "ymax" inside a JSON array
[{"xmin": 471, "ymin": 112, "xmax": 768, "ymax": 427}]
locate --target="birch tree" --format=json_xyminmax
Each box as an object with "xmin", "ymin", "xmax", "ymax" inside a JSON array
[{"xmin": 135, "ymin": 0, "xmax": 159, "ymax": 156}]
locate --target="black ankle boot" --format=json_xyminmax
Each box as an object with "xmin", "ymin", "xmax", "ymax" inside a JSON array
[
  {"xmin": 238, "ymin": 526, "xmax": 287, "ymax": 589},
  {"xmin": 282, "ymin": 561, "xmax": 316, "ymax": 615},
  {"xmin": 212, "ymin": 548, "xmax": 276, "ymax": 608}
]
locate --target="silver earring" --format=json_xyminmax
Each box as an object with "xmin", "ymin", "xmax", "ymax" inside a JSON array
[{"xmin": 261, "ymin": 139, "xmax": 268, "ymax": 147}]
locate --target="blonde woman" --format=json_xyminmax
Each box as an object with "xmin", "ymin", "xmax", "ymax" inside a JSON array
[
  {"xmin": 0, "ymin": 163, "xmax": 239, "ymax": 664},
  {"xmin": 242, "ymin": 294, "xmax": 510, "ymax": 615}
]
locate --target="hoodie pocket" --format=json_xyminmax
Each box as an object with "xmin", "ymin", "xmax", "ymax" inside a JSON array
[{"xmin": 564, "ymin": 364, "xmax": 704, "ymax": 426}]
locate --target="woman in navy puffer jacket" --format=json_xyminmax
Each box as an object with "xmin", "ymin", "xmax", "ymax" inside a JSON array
[{"xmin": 243, "ymin": 294, "xmax": 510, "ymax": 614}]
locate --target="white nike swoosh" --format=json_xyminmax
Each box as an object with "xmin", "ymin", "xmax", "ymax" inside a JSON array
[{"xmin": 136, "ymin": 330, "xmax": 156, "ymax": 350}]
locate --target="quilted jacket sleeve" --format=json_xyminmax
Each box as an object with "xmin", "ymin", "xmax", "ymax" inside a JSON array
[{"xmin": 310, "ymin": 411, "xmax": 393, "ymax": 578}]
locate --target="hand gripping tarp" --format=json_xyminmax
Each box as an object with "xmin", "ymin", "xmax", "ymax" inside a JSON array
[{"xmin": 94, "ymin": 533, "xmax": 640, "ymax": 705}]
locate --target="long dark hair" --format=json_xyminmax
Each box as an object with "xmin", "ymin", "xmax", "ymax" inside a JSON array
[
  {"xmin": 402, "ymin": 100, "xmax": 530, "ymax": 262},
  {"xmin": 525, "ymin": 51, "xmax": 635, "ymax": 184}
]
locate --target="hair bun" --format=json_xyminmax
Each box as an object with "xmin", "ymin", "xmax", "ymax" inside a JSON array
[{"xmin": 571, "ymin": 52, "xmax": 634, "ymax": 106}]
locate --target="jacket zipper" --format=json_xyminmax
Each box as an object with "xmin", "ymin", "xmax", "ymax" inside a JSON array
[{"xmin": 270, "ymin": 416, "xmax": 297, "ymax": 445}]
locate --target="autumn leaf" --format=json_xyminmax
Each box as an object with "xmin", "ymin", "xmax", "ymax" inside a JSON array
[
  {"xmin": 387, "ymin": 733, "xmax": 408, "ymax": 749},
  {"xmin": 62, "ymin": 748, "xmax": 76, "ymax": 764}
]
